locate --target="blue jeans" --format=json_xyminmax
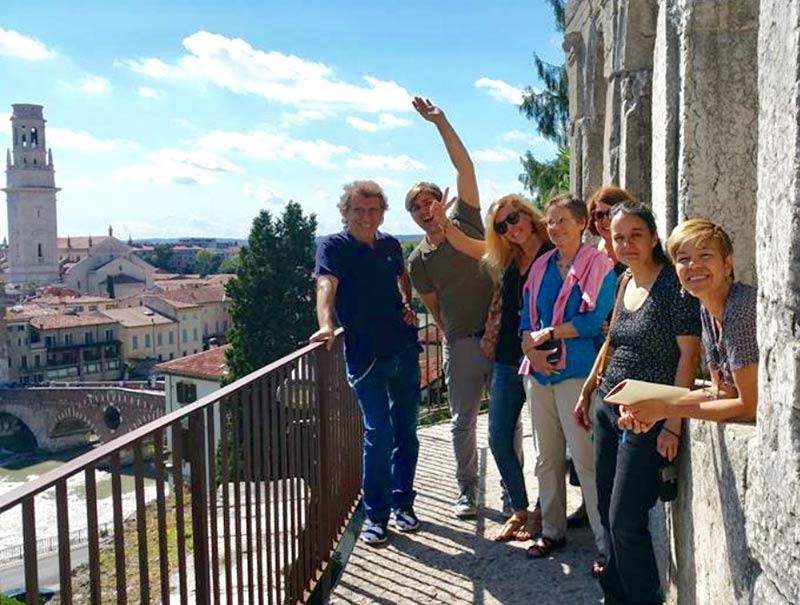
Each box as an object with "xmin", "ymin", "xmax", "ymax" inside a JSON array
[
  {"xmin": 594, "ymin": 395, "xmax": 665, "ymax": 605},
  {"xmin": 348, "ymin": 345, "xmax": 421, "ymax": 523},
  {"xmin": 488, "ymin": 363, "xmax": 528, "ymax": 511}
]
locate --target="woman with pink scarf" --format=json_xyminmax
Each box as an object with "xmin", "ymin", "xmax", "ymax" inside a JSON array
[{"xmin": 519, "ymin": 193, "xmax": 616, "ymax": 564}]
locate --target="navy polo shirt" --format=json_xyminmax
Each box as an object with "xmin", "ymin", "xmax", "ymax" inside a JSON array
[{"xmin": 315, "ymin": 230, "xmax": 419, "ymax": 368}]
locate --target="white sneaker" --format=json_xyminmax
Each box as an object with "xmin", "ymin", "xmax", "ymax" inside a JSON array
[
  {"xmin": 391, "ymin": 508, "xmax": 421, "ymax": 532},
  {"xmin": 453, "ymin": 489, "xmax": 477, "ymax": 518},
  {"xmin": 361, "ymin": 520, "xmax": 389, "ymax": 545}
]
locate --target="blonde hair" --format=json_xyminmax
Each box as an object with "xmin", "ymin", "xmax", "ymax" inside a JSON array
[
  {"xmin": 338, "ymin": 180, "xmax": 388, "ymax": 224},
  {"xmin": 666, "ymin": 218, "xmax": 734, "ymax": 263},
  {"xmin": 483, "ymin": 194, "xmax": 549, "ymax": 278}
]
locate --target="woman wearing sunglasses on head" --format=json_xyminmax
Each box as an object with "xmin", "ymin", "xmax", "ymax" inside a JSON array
[
  {"xmin": 588, "ymin": 187, "xmax": 635, "ymax": 276},
  {"xmin": 575, "ymin": 202, "xmax": 701, "ymax": 602},
  {"xmin": 430, "ymin": 193, "xmax": 553, "ymax": 542},
  {"xmin": 519, "ymin": 193, "xmax": 615, "ymax": 563}
]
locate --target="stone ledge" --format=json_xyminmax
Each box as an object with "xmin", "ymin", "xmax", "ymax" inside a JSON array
[{"xmin": 665, "ymin": 420, "xmax": 757, "ymax": 605}]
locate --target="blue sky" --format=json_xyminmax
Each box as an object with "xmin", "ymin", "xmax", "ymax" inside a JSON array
[{"xmin": 1, "ymin": 1, "xmax": 562, "ymax": 240}]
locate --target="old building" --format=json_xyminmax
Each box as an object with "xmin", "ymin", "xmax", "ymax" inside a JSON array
[
  {"xmin": 565, "ymin": 1, "xmax": 797, "ymax": 603},
  {"xmin": 100, "ymin": 306, "xmax": 178, "ymax": 363},
  {"xmin": 3, "ymin": 104, "xmax": 60, "ymax": 286},
  {"xmin": 60, "ymin": 230, "xmax": 158, "ymax": 298}
]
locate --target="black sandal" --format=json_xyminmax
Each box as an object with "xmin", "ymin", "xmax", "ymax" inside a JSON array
[{"xmin": 526, "ymin": 535, "xmax": 567, "ymax": 559}]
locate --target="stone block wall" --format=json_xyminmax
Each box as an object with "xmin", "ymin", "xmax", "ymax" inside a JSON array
[{"xmin": 565, "ymin": 0, "xmax": 800, "ymax": 602}]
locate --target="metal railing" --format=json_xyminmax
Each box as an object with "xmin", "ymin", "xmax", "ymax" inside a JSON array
[{"xmin": 0, "ymin": 331, "xmax": 363, "ymax": 605}]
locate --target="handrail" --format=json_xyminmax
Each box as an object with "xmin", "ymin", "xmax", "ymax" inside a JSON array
[{"xmin": 0, "ymin": 332, "xmax": 336, "ymax": 513}]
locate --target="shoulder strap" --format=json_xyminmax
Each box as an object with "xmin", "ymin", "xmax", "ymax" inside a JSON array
[{"xmin": 596, "ymin": 270, "xmax": 632, "ymax": 374}]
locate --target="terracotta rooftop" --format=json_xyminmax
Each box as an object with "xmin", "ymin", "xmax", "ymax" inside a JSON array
[
  {"xmin": 158, "ymin": 285, "xmax": 228, "ymax": 305},
  {"xmin": 57, "ymin": 236, "xmax": 112, "ymax": 250},
  {"xmin": 30, "ymin": 312, "xmax": 118, "ymax": 330},
  {"xmin": 33, "ymin": 294, "xmax": 112, "ymax": 306},
  {"xmin": 5, "ymin": 304, "xmax": 58, "ymax": 323},
  {"xmin": 155, "ymin": 344, "xmax": 231, "ymax": 381},
  {"xmin": 101, "ymin": 307, "xmax": 175, "ymax": 328}
]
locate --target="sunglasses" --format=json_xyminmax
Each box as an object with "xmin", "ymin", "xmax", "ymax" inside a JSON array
[
  {"xmin": 493, "ymin": 211, "xmax": 521, "ymax": 234},
  {"xmin": 592, "ymin": 209, "xmax": 612, "ymax": 222}
]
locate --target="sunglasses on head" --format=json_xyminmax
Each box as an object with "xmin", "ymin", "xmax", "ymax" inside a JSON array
[
  {"xmin": 592, "ymin": 209, "xmax": 611, "ymax": 222},
  {"xmin": 493, "ymin": 210, "xmax": 521, "ymax": 234}
]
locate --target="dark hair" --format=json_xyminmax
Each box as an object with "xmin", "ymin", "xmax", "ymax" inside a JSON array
[
  {"xmin": 544, "ymin": 193, "xmax": 588, "ymax": 229},
  {"xmin": 587, "ymin": 186, "xmax": 635, "ymax": 235},
  {"xmin": 609, "ymin": 201, "xmax": 670, "ymax": 265}
]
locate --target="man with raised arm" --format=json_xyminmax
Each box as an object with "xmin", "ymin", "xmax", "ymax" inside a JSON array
[
  {"xmin": 406, "ymin": 97, "xmax": 495, "ymax": 518},
  {"xmin": 311, "ymin": 180, "xmax": 422, "ymax": 545}
]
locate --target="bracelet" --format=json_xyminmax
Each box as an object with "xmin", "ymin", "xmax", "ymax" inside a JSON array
[{"xmin": 662, "ymin": 426, "xmax": 681, "ymax": 439}]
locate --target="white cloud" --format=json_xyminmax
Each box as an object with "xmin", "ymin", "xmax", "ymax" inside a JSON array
[
  {"xmin": 345, "ymin": 153, "xmax": 425, "ymax": 171},
  {"xmin": 79, "ymin": 75, "xmax": 111, "ymax": 95},
  {"xmin": 0, "ymin": 28, "xmax": 55, "ymax": 61},
  {"xmin": 481, "ymin": 178, "xmax": 526, "ymax": 203},
  {"xmin": 280, "ymin": 109, "xmax": 333, "ymax": 128},
  {"xmin": 113, "ymin": 149, "xmax": 243, "ymax": 186},
  {"xmin": 48, "ymin": 128, "xmax": 139, "ymax": 151},
  {"xmin": 503, "ymin": 130, "xmax": 528, "ymax": 142},
  {"xmin": 473, "ymin": 147, "xmax": 520, "ymax": 163},
  {"xmin": 502, "ymin": 130, "xmax": 558, "ymax": 152},
  {"xmin": 192, "ymin": 129, "xmax": 350, "ymax": 169},
  {"xmin": 138, "ymin": 86, "xmax": 162, "ymax": 99},
  {"xmin": 242, "ymin": 181, "xmax": 284, "ymax": 205},
  {"xmin": 475, "ymin": 77, "xmax": 523, "ymax": 105},
  {"xmin": 345, "ymin": 113, "xmax": 412, "ymax": 132},
  {"xmin": 123, "ymin": 30, "xmax": 413, "ymax": 113}
]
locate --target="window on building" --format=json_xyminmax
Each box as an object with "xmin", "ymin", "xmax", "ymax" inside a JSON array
[
  {"xmin": 176, "ymin": 381, "xmax": 197, "ymax": 404},
  {"xmin": 144, "ymin": 334, "xmax": 151, "ymax": 348},
  {"xmin": 193, "ymin": 327, "xmax": 198, "ymax": 341},
  {"xmin": 30, "ymin": 127, "xmax": 38, "ymax": 147},
  {"xmin": 169, "ymin": 331, "xmax": 174, "ymax": 345},
  {"xmin": 157, "ymin": 333, "xmax": 163, "ymax": 346},
  {"xmin": 64, "ymin": 334, "xmax": 72, "ymax": 346},
  {"xmin": 84, "ymin": 332, "xmax": 93, "ymax": 345},
  {"xmin": 34, "ymin": 355, "xmax": 40, "ymax": 367},
  {"xmin": 182, "ymin": 329, "xmax": 188, "ymax": 343},
  {"xmin": 44, "ymin": 335, "xmax": 53, "ymax": 347},
  {"xmin": 132, "ymin": 335, "xmax": 139, "ymax": 350},
  {"xmin": 105, "ymin": 329, "xmax": 113, "ymax": 342},
  {"xmin": 20, "ymin": 356, "xmax": 27, "ymax": 370},
  {"xmin": 37, "ymin": 243, "xmax": 43, "ymax": 258}
]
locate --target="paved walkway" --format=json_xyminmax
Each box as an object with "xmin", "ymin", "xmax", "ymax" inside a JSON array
[{"xmin": 330, "ymin": 411, "xmax": 604, "ymax": 605}]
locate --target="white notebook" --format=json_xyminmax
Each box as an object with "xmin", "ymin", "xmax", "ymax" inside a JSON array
[{"xmin": 603, "ymin": 379, "xmax": 690, "ymax": 405}]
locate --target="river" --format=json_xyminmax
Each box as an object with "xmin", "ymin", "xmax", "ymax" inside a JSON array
[{"xmin": 0, "ymin": 447, "xmax": 163, "ymax": 554}]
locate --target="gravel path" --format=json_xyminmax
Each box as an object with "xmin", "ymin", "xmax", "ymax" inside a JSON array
[{"xmin": 329, "ymin": 411, "xmax": 604, "ymax": 605}]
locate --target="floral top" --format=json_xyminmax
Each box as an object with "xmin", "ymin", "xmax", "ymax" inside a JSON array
[{"xmin": 701, "ymin": 282, "xmax": 758, "ymax": 387}]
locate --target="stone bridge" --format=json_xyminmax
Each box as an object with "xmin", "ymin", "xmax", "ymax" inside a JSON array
[{"xmin": 0, "ymin": 387, "xmax": 164, "ymax": 451}]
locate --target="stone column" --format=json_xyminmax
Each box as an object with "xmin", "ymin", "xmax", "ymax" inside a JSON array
[
  {"xmin": 675, "ymin": 0, "xmax": 759, "ymax": 283},
  {"xmin": 651, "ymin": 0, "xmax": 681, "ymax": 238},
  {"xmin": 751, "ymin": 2, "xmax": 800, "ymax": 603}
]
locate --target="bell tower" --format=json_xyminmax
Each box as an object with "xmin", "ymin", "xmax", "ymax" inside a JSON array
[{"xmin": 3, "ymin": 104, "xmax": 60, "ymax": 285}]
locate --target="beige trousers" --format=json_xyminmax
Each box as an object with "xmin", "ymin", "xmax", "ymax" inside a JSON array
[{"xmin": 524, "ymin": 376, "xmax": 604, "ymax": 554}]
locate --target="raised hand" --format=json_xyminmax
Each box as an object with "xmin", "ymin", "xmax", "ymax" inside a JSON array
[
  {"xmin": 429, "ymin": 186, "xmax": 458, "ymax": 232},
  {"xmin": 412, "ymin": 96, "xmax": 446, "ymax": 125}
]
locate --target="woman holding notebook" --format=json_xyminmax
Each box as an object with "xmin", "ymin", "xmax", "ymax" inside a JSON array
[
  {"xmin": 622, "ymin": 219, "xmax": 759, "ymax": 426},
  {"xmin": 574, "ymin": 201, "xmax": 701, "ymax": 603}
]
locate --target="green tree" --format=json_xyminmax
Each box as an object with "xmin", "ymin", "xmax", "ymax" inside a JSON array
[
  {"xmin": 106, "ymin": 275, "xmax": 115, "ymax": 299},
  {"xmin": 225, "ymin": 201, "xmax": 317, "ymax": 380},
  {"xmin": 218, "ymin": 253, "xmax": 242, "ymax": 274},
  {"xmin": 518, "ymin": 0, "xmax": 570, "ymax": 201},
  {"xmin": 193, "ymin": 249, "xmax": 224, "ymax": 276},
  {"xmin": 145, "ymin": 244, "xmax": 174, "ymax": 271}
]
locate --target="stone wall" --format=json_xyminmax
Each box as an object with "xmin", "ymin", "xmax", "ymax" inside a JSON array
[{"xmin": 565, "ymin": 0, "xmax": 800, "ymax": 602}]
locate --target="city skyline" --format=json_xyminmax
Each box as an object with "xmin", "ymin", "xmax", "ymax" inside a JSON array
[{"xmin": 1, "ymin": 1, "xmax": 561, "ymax": 240}]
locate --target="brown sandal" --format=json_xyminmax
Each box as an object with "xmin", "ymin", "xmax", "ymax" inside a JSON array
[
  {"xmin": 525, "ymin": 535, "xmax": 567, "ymax": 559},
  {"xmin": 494, "ymin": 512, "xmax": 528, "ymax": 542}
]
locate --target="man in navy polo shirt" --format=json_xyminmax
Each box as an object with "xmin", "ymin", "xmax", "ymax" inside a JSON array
[{"xmin": 311, "ymin": 180, "xmax": 422, "ymax": 545}]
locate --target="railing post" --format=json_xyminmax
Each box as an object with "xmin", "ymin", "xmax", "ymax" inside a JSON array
[
  {"xmin": 189, "ymin": 411, "xmax": 211, "ymax": 605},
  {"xmin": 314, "ymin": 345, "xmax": 332, "ymax": 563}
]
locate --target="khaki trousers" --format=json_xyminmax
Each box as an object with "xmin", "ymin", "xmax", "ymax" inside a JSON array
[{"xmin": 524, "ymin": 376, "xmax": 604, "ymax": 554}]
